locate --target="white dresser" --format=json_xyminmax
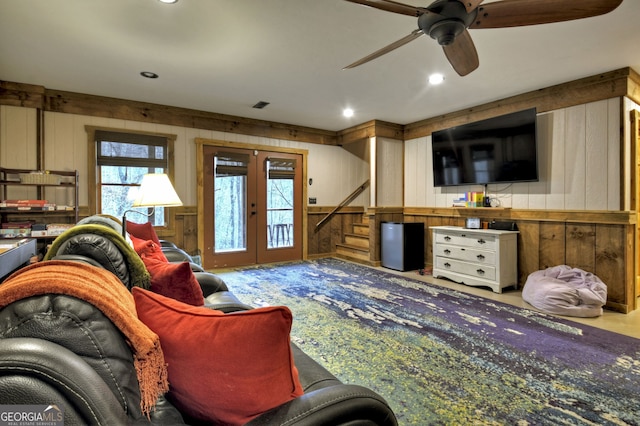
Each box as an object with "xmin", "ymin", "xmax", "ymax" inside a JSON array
[{"xmin": 430, "ymin": 226, "xmax": 519, "ymax": 293}]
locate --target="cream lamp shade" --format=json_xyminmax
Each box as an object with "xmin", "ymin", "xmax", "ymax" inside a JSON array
[
  {"xmin": 132, "ymin": 173, "xmax": 183, "ymax": 208},
  {"xmin": 121, "ymin": 173, "xmax": 182, "ymax": 238}
]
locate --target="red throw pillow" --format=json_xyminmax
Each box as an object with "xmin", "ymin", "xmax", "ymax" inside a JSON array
[
  {"xmin": 126, "ymin": 220, "xmax": 161, "ymax": 245},
  {"xmin": 142, "ymin": 257, "xmax": 204, "ymax": 306},
  {"xmin": 132, "ymin": 288, "xmax": 303, "ymax": 426},
  {"xmin": 129, "ymin": 235, "xmax": 168, "ymax": 263}
]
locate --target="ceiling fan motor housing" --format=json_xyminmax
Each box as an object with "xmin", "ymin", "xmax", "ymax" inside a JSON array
[{"xmin": 418, "ymin": 0, "xmax": 478, "ymax": 45}]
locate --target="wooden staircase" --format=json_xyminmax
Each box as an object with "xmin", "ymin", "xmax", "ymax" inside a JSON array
[{"xmin": 336, "ymin": 215, "xmax": 374, "ymax": 265}]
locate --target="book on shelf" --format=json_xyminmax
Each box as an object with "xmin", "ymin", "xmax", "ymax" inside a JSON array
[
  {"xmin": 2, "ymin": 221, "xmax": 35, "ymax": 229},
  {"xmin": 1, "ymin": 199, "xmax": 57, "ymax": 210},
  {"xmin": 2, "ymin": 199, "xmax": 50, "ymax": 205}
]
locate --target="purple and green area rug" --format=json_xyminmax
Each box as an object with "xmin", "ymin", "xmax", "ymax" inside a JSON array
[{"xmin": 215, "ymin": 258, "xmax": 640, "ymax": 425}]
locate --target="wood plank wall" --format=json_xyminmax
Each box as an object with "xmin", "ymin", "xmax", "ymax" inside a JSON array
[
  {"xmin": 399, "ymin": 209, "xmax": 634, "ymax": 313},
  {"xmin": 2, "ymin": 68, "xmax": 639, "ymax": 313},
  {"xmin": 307, "ymin": 207, "xmax": 364, "ymax": 258}
]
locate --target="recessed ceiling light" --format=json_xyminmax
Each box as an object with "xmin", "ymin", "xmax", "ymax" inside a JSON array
[
  {"xmin": 158, "ymin": 0, "xmax": 178, "ymax": 4},
  {"xmin": 428, "ymin": 73, "xmax": 445, "ymax": 85},
  {"xmin": 140, "ymin": 71, "xmax": 159, "ymax": 79},
  {"xmin": 343, "ymin": 108, "xmax": 354, "ymax": 118}
]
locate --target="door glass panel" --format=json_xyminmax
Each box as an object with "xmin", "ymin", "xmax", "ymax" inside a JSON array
[
  {"xmin": 266, "ymin": 158, "xmax": 295, "ymax": 249},
  {"xmin": 214, "ymin": 152, "xmax": 249, "ymax": 253}
]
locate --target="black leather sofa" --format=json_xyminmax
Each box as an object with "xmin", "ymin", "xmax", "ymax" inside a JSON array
[{"xmin": 0, "ymin": 217, "xmax": 397, "ymax": 425}]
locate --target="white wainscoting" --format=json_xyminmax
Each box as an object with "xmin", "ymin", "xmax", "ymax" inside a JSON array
[
  {"xmin": 375, "ymin": 137, "xmax": 403, "ymax": 207},
  {"xmin": 404, "ymin": 98, "xmax": 623, "ymax": 211}
]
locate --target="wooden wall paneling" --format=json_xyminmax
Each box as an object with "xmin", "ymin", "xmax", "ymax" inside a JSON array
[
  {"xmin": 413, "ymin": 216, "xmax": 428, "ymax": 266},
  {"xmin": 307, "ymin": 214, "xmax": 321, "ymax": 256},
  {"xmin": 173, "ymin": 214, "xmax": 186, "ymax": 249},
  {"xmin": 41, "ymin": 89, "xmax": 338, "ymax": 146},
  {"xmin": 317, "ymin": 216, "xmax": 333, "ymax": 255},
  {"xmin": 181, "ymin": 212, "xmax": 199, "ymax": 255},
  {"xmin": 367, "ymin": 212, "xmax": 378, "ymax": 262},
  {"xmin": 403, "ymin": 68, "xmax": 632, "ymax": 140},
  {"xmin": 424, "ymin": 216, "xmax": 448, "ymax": 267},
  {"xmin": 341, "ymin": 212, "xmax": 355, "ymax": 243},
  {"xmin": 594, "ymin": 224, "xmax": 626, "ymax": 308},
  {"xmin": 625, "ymin": 224, "xmax": 637, "ymax": 309},
  {"xmin": 565, "ymin": 224, "xmax": 596, "ymax": 271},
  {"xmin": 329, "ymin": 213, "xmax": 342, "ymax": 252},
  {"xmin": 634, "ymin": 109, "xmax": 640, "ymax": 299},
  {"xmin": 538, "ymin": 222, "xmax": 566, "ymax": 269},
  {"xmin": 516, "ymin": 221, "xmax": 540, "ymax": 286},
  {"xmin": 607, "ymin": 98, "xmax": 622, "ymax": 210}
]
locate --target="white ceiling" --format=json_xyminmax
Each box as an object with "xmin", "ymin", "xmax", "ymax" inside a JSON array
[{"xmin": 1, "ymin": 0, "xmax": 639, "ymax": 132}]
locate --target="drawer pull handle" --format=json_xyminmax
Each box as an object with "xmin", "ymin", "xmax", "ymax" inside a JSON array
[
  {"xmin": 476, "ymin": 269, "xmax": 485, "ymax": 275},
  {"xmin": 444, "ymin": 262, "xmax": 451, "ymax": 268},
  {"xmin": 444, "ymin": 236, "xmax": 452, "ymax": 241},
  {"xmin": 444, "ymin": 249, "xmax": 451, "ymax": 255},
  {"xmin": 477, "ymin": 239, "xmax": 486, "ymax": 244},
  {"xmin": 461, "ymin": 234, "xmax": 466, "ymax": 237},
  {"xmin": 476, "ymin": 254, "xmax": 485, "ymax": 261}
]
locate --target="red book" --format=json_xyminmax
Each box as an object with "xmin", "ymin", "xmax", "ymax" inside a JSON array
[{"xmin": 3, "ymin": 199, "xmax": 49, "ymax": 205}]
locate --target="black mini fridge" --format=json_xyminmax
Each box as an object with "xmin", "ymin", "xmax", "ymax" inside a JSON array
[{"xmin": 380, "ymin": 222, "xmax": 424, "ymax": 271}]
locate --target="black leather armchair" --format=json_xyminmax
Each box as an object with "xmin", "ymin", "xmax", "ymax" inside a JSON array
[{"xmin": 0, "ymin": 219, "xmax": 398, "ymax": 425}]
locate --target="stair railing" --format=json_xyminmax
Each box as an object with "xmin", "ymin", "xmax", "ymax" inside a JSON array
[{"xmin": 314, "ymin": 180, "xmax": 369, "ymax": 232}]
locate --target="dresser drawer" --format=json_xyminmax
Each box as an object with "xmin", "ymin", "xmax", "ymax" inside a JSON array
[
  {"xmin": 434, "ymin": 245, "xmax": 496, "ymax": 265},
  {"xmin": 435, "ymin": 256, "xmax": 497, "ymax": 281},
  {"xmin": 435, "ymin": 231, "xmax": 496, "ymax": 250}
]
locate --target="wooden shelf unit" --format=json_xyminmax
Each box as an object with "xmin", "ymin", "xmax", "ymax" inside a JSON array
[{"xmin": 0, "ymin": 168, "xmax": 79, "ymax": 236}]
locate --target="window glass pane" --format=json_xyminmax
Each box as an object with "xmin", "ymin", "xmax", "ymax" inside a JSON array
[
  {"xmin": 101, "ymin": 165, "xmax": 155, "ymax": 185},
  {"xmin": 267, "ymin": 162, "xmax": 294, "ymax": 249},
  {"xmin": 214, "ymin": 154, "xmax": 247, "ymax": 253},
  {"xmin": 99, "ymin": 141, "xmax": 165, "ymax": 160},
  {"xmin": 100, "ymin": 164, "xmax": 165, "ymax": 226}
]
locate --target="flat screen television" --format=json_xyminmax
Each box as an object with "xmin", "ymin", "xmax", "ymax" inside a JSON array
[{"xmin": 431, "ymin": 108, "xmax": 538, "ymax": 187}]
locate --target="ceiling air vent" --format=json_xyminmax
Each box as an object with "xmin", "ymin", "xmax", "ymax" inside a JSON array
[{"xmin": 252, "ymin": 101, "xmax": 270, "ymax": 109}]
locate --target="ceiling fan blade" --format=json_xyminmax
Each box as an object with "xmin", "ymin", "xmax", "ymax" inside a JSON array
[
  {"xmin": 343, "ymin": 0, "xmax": 425, "ymax": 17},
  {"xmin": 470, "ymin": 0, "xmax": 623, "ymax": 29},
  {"xmin": 462, "ymin": 0, "xmax": 484, "ymax": 13},
  {"xmin": 344, "ymin": 29, "xmax": 424, "ymax": 69},
  {"xmin": 442, "ymin": 29, "xmax": 479, "ymax": 76}
]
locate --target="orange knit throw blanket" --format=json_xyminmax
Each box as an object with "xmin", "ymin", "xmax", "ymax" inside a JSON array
[{"xmin": 0, "ymin": 260, "xmax": 169, "ymax": 417}]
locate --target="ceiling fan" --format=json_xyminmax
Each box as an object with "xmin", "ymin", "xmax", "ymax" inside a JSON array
[{"xmin": 343, "ymin": 0, "xmax": 623, "ymax": 76}]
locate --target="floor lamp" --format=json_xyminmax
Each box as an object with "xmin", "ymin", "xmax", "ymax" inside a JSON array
[{"xmin": 121, "ymin": 173, "xmax": 183, "ymax": 238}]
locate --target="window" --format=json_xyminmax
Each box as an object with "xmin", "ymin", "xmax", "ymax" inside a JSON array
[
  {"xmin": 214, "ymin": 151, "xmax": 249, "ymax": 252},
  {"xmin": 87, "ymin": 127, "xmax": 177, "ymax": 233}
]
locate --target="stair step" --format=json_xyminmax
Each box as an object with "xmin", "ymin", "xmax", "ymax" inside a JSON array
[
  {"xmin": 336, "ymin": 243, "xmax": 369, "ymax": 261},
  {"xmin": 344, "ymin": 233, "xmax": 369, "ymax": 248},
  {"xmin": 353, "ymin": 223, "xmax": 369, "ymax": 236}
]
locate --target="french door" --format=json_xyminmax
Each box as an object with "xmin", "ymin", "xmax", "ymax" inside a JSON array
[{"xmin": 201, "ymin": 145, "xmax": 303, "ymax": 268}]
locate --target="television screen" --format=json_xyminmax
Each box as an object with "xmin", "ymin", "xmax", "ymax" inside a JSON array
[{"xmin": 431, "ymin": 108, "xmax": 538, "ymax": 187}]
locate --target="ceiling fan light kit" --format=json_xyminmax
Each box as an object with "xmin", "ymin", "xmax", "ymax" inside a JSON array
[
  {"xmin": 344, "ymin": 0, "xmax": 624, "ymax": 76},
  {"xmin": 417, "ymin": 0, "xmax": 476, "ymax": 46}
]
